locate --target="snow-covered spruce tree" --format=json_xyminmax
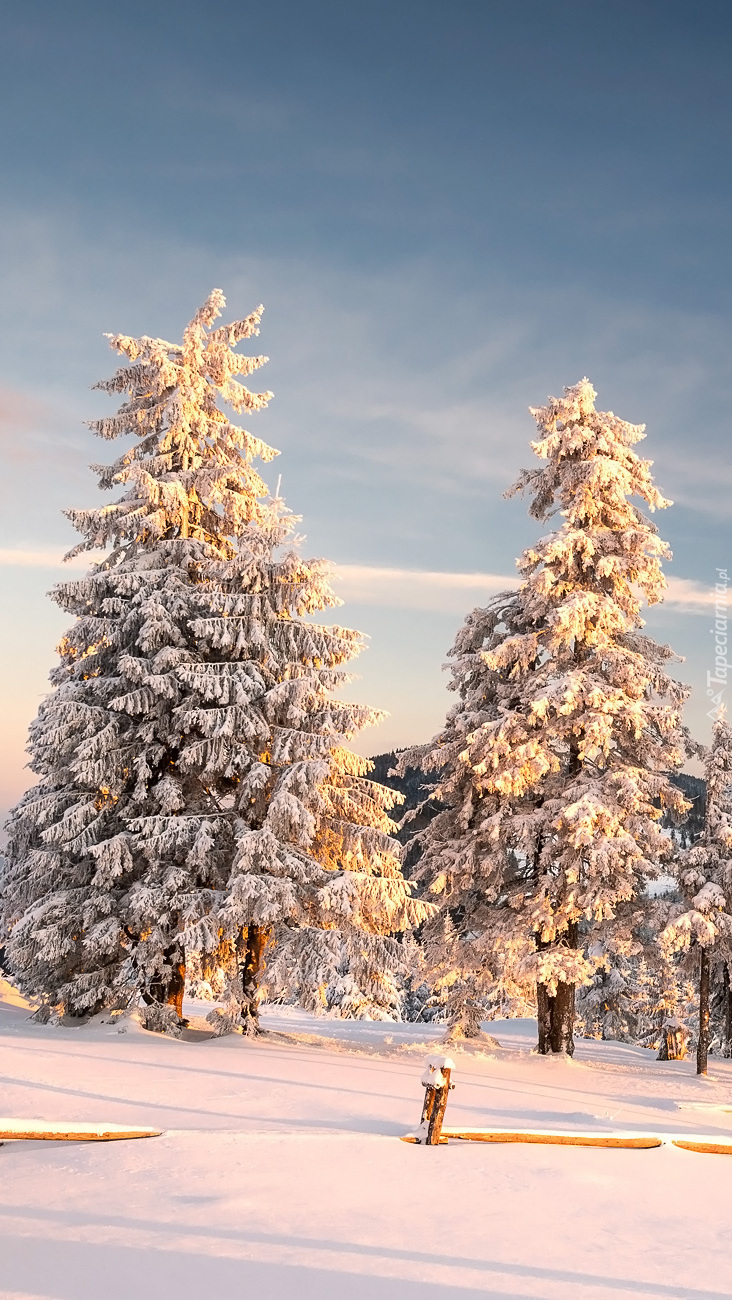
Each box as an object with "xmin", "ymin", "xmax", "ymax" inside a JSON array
[
  {"xmin": 398, "ymin": 597, "xmax": 536, "ymax": 1039},
  {"xmin": 662, "ymin": 711, "xmax": 732, "ymax": 1072},
  {"xmin": 576, "ymin": 929, "xmax": 655, "ymax": 1043},
  {"xmin": 574, "ymin": 904, "xmax": 696, "ymax": 1051},
  {"xmin": 1, "ymin": 290, "xmax": 428, "ymax": 1032},
  {"xmin": 403, "ymin": 379, "xmax": 690, "ymax": 1053},
  {"xmin": 652, "ymin": 948, "xmax": 695, "ymax": 1060}
]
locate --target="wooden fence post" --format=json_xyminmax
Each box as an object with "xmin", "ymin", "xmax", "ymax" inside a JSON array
[{"xmin": 417, "ymin": 1055, "xmax": 455, "ymax": 1145}]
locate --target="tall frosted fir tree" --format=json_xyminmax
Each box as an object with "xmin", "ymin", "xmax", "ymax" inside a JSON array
[
  {"xmin": 405, "ymin": 379, "xmax": 689, "ymax": 1053},
  {"xmin": 1, "ymin": 291, "xmax": 428, "ymax": 1032}
]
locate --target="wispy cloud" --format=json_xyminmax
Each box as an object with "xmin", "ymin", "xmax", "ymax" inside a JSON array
[
  {"xmin": 338, "ymin": 564, "xmax": 711, "ymax": 616},
  {"xmin": 662, "ymin": 576, "xmax": 716, "ymax": 613},
  {"xmin": 1, "ymin": 202, "xmax": 730, "ymax": 520},
  {"xmin": 334, "ymin": 563, "xmax": 515, "ymax": 613},
  {"xmin": 0, "ymin": 547, "xmax": 89, "ymax": 569},
  {"xmin": 0, "ymin": 549, "xmax": 713, "ymax": 617}
]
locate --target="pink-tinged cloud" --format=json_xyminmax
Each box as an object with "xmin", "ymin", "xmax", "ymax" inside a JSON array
[
  {"xmin": 0, "ymin": 385, "xmax": 52, "ymax": 464},
  {"xmin": 0, "ymin": 547, "xmax": 89, "ymax": 569}
]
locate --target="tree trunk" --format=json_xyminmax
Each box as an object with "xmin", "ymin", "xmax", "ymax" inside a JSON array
[
  {"xmin": 722, "ymin": 962, "xmax": 732, "ymax": 1058},
  {"xmin": 166, "ymin": 956, "xmax": 186, "ymax": 1021},
  {"xmin": 143, "ymin": 946, "xmax": 186, "ymax": 1021},
  {"xmin": 697, "ymin": 945, "xmax": 710, "ymax": 1076},
  {"xmin": 549, "ymin": 976, "xmax": 576, "ymax": 1056},
  {"xmin": 536, "ymin": 980, "xmax": 552, "ymax": 1054},
  {"xmin": 536, "ymin": 923, "xmax": 578, "ymax": 1057},
  {"xmin": 238, "ymin": 924, "xmax": 269, "ymax": 1034}
]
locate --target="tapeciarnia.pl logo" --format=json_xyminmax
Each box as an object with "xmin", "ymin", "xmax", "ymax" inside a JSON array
[{"xmin": 707, "ymin": 567, "xmax": 729, "ymax": 720}]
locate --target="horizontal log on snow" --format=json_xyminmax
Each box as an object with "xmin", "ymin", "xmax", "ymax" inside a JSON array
[
  {"xmin": 401, "ymin": 1127, "xmax": 732, "ymax": 1154},
  {"xmin": 0, "ymin": 1120, "xmax": 161, "ymax": 1142},
  {"xmin": 400, "ymin": 1128, "xmax": 662, "ymax": 1148},
  {"xmin": 444, "ymin": 1128, "xmax": 662, "ymax": 1148},
  {"xmin": 671, "ymin": 1137, "xmax": 732, "ymax": 1155}
]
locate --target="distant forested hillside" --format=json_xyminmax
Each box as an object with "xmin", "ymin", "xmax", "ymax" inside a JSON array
[{"xmin": 370, "ymin": 753, "xmax": 707, "ymax": 864}]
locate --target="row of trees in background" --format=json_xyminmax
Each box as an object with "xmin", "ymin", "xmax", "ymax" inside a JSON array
[{"xmin": 1, "ymin": 291, "xmax": 730, "ymax": 1067}]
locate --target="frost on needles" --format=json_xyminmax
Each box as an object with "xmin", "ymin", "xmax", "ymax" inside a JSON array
[
  {"xmin": 403, "ymin": 378, "xmax": 691, "ymax": 1054},
  {"xmin": 662, "ymin": 710, "xmax": 732, "ymax": 1072},
  {"xmin": 0, "ymin": 290, "xmax": 430, "ymax": 1033}
]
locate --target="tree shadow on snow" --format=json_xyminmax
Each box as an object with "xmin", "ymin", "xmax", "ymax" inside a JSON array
[{"xmin": 0, "ymin": 1224, "xmax": 725, "ymax": 1300}]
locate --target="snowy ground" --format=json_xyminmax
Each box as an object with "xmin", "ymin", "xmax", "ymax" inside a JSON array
[{"xmin": 2, "ymin": 982, "xmax": 732, "ymax": 1299}]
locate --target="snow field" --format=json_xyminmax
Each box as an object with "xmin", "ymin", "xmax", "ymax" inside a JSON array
[{"xmin": 2, "ymin": 990, "xmax": 732, "ymax": 1299}]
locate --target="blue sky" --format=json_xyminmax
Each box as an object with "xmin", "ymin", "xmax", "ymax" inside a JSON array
[{"xmin": 1, "ymin": 0, "xmax": 731, "ymax": 815}]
